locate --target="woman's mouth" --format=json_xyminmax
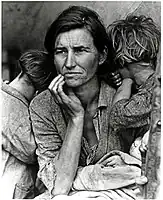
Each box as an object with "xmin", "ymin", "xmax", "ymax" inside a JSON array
[{"xmin": 64, "ymin": 72, "xmax": 82, "ymax": 77}]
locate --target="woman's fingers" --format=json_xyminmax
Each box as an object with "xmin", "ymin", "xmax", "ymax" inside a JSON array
[
  {"xmin": 48, "ymin": 74, "xmax": 62, "ymax": 90},
  {"xmin": 106, "ymin": 160, "xmax": 116, "ymax": 167},
  {"xmin": 48, "ymin": 75, "xmax": 84, "ymax": 117},
  {"xmin": 100, "ymin": 157, "xmax": 113, "ymax": 166},
  {"xmin": 52, "ymin": 76, "xmax": 64, "ymax": 93},
  {"xmin": 57, "ymin": 81, "xmax": 70, "ymax": 104},
  {"xmin": 100, "ymin": 155, "xmax": 123, "ymax": 167},
  {"xmin": 49, "ymin": 74, "xmax": 65, "ymax": 104},
  {"xmin": 55, "ymin": 80, "xmax": 66, "ymax": 104}
]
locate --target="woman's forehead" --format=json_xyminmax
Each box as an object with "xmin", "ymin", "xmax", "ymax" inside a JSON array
[{"xmin": 55, "ymin": 28, "xmax": 94, "ymax": 48}]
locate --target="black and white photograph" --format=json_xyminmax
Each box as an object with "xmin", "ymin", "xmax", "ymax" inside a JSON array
[{"xmin": 1, "ymin": 1, "xmax": 161, "ymax": 199}]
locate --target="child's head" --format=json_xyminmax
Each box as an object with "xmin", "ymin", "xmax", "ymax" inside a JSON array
[
  {"xmin": 18, "ymin": 50, "xmax": 57, "ymax": 92},
  {"xmin": 107, "ymin": 15, "xmax": 160, "ymax": 70}
]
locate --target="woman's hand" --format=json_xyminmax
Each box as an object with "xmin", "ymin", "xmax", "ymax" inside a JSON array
[
  {"xmin": 49, "ymin": 74, "xmax": 84, "ymax": 118},
  {"xmin": 100, "ymin": 155, "xmax": 125, "ymax": 167}
]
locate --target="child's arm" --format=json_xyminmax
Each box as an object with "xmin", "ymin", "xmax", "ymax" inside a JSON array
[
  {"xmin": 110, "ymin": 74, "xmax": 155, "ymax": 129},
  {"xmin": 111, "ymin": 67, "xmax": 133, "ymax": 105},
  {"xmin": 112, "ymin": 78, "xmax": 133, "ymax": 106}
]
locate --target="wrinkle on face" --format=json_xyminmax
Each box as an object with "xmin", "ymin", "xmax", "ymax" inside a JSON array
[
  {"xmin": 54, "ymin": 28, "xmax": 100, "ymax": 88},
  {"xmin": 55, "ymin": 29, "xmax": 98, "ymax": 54}
]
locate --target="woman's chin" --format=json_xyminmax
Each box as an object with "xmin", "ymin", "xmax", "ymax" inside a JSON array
[{"xmin": 65, "ymin": 79, "xmax": 82, "ymax": 88}]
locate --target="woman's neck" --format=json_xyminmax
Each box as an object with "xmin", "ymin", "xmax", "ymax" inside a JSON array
[
  {"xmin": 73, "ymin": 75, "xmax": 100, "ymax": 109},
  {"xmin": 9, "ymin": 74, "xmax": 35, "ymax": 101}
]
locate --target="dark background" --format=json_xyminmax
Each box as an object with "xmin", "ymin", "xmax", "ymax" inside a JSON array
[{"xmin": 2, "ymin": 1, "xmax": 161, "ymax": 81}]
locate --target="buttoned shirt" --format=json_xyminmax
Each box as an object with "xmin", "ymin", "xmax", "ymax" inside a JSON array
[{"xmin": 29, "ymin": 81, "xmax": 148, "ymax": 195}]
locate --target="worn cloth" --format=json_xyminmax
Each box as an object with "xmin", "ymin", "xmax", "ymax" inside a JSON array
[
  {"xmin": 34, "ymin": 151, "xmax": 142, "ymax": 200},
  {"xmin": 72, "ymin": 150, "xmax": 141, "ymax": 191},
  {"xmin": 109, "ymin": 74, "xmax": 155, "ymax": 152},
  {"xmin": 34, "ymin": 188, "xmax": 141, "ymax": 200},
  {"xmin": 30, "ymin": 81, "xmax": 148, "ymax": 197},
  {"xmin": 1, "ymin": 82, "xmax": 37, "ymax": 199}
]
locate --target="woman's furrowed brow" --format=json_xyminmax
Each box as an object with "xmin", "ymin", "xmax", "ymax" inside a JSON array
[{"xmin": 73, "ymin": 45, "xmax": 90, "ymax": 49}]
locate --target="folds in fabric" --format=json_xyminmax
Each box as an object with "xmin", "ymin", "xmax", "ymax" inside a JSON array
[{"xmin": 72, "ymin": 151, "xmax": 141, "ymax": 191}]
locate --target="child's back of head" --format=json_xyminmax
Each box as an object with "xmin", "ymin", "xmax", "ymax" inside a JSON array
[
  {"xmin": 107, "ymin": 15, "xmax": 160, "ymax": 70},
  {"xmin": 18, "ymin": 50, "xmax": 57, "ymax": 93}
]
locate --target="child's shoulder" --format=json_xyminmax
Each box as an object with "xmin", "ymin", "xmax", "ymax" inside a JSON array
[{"xmin": 137, "ymin": 73, "xmax": 155, "ymax": 91}]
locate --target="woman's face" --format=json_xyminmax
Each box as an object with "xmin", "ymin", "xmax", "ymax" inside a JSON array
[{"xmin": 53, "ymin": 28, "xmax": 100, "ymax": 87}]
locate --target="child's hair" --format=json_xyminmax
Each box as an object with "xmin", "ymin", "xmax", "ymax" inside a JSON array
[
  {"xmin": 107, "ymin": 15, "xmax": 160, "ymax": 69},
  {"xmin": 18, "ymin": 50, "xmax": 57, "ymax": 92}
]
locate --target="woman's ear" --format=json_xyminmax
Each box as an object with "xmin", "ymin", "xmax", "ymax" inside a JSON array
[{"xmin": 99, "ymin": 46, "xmax": 108, "ymax": 65}]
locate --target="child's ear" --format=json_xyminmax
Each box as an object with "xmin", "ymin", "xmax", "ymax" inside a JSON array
[{"xmin": 99, "ymin": 46, "xmax": 108, "ymax": 65}]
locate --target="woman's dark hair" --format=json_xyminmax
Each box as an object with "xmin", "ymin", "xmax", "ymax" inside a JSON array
[
  {"xmin": 18, "ymin": 50, "xmax": 57, "ymax": 92},
  {"xmin": 44, "ymin": 5, "xmax": 113, "ymax": 75},
  {"xmin": 107, "ymin": 15, "xmax": 161, "ymax": 69}
]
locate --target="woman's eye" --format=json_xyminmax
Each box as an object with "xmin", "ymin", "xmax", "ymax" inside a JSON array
[
  {"xmin": 55, "ymin": 49, "xmax": 67, "ymax": 55},
  {"xmin": 75, "ymin": 48, "xmax": 85, "ymax": 53}
]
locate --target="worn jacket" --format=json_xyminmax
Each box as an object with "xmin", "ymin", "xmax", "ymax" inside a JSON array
[
  {"xmin": 109, "ymin": 74, "xmax": 155, "ymax": 151},
  {"xmin": 29, "ymin": 81, "xmax": 149, "ymax": 196},
  {"xmin": 1, "ymin": 82, "xmax": 37, "ymax": 199}
]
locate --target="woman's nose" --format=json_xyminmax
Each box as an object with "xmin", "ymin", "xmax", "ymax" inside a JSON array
[{"xmin": 65, "ymin": 51, "xmax": 75, "ymax": 69}]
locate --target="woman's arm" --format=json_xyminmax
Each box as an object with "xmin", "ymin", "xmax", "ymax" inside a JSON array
[
  {"xmin": 48, "ymin": 75, "xmax": 85, "ymax": 196},
  {"xmin": 54, "ymin": 115, "xmax": 84, "ymax": 195},
  {"xmin": 30, "ymin": 75, "xmax": 85, "ymax": 197}
]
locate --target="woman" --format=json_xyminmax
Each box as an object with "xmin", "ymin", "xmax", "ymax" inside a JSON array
[{"xmin": 30, "ymin": 6, "xmax": 148, "ymax": 199}]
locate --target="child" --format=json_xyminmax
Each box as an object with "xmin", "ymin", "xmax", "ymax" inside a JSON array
[
  {"xmin": 1, "ymin": 50, "xmax": 56, "ymax": 199},
  {"xmin": 107, "ymin": 15, "xmax": 160, "ymax": 159}
]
